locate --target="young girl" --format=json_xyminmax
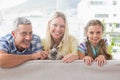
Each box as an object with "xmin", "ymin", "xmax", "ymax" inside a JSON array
[{"xmin": 78, "ymin": 19, "xmax": 112, "ymax": 66}]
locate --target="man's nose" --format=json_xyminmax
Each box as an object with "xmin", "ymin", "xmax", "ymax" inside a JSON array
[{"xmin": 25, "ymin": 34, "xmax": 32, "ymax": 40}]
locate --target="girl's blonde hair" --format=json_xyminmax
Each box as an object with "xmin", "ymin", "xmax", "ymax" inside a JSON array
[{"xmin": 44, "ymin": 11, "xmax": 69, "ymax": 54}]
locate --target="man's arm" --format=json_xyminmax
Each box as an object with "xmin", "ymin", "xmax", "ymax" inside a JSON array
[{"xmin": 0, "ymin": 50, "xmax": 46, "ymax": 68}]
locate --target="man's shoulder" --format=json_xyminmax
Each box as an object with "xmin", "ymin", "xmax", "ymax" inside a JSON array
[
  {"xmin": 32, "ymin": 34, "xmax": 40, "ymax": 39},
  {"xmin": 0, "ymin": 33, "xmax": 13, "ymax": 41},
  {"xmin": 31, "ymin": 34, "xmax": 41, "ymax": 43},
  {"xmin": 0, "ymin": 34, "xmax": 13, "ymax": 51}
]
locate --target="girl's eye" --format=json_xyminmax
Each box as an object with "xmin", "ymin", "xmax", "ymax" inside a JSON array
[
  {"xmin": 97, "ymin": 31, "xmax": 101, "ymax": 34},
  {"xmin": 90, "ymin": 32, "xmax": 93, "ymax": 34}
]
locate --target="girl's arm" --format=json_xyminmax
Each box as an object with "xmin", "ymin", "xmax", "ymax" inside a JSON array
[{"xmin": 78, "ymin": 50, "xmax": 85, "ymax": 59}]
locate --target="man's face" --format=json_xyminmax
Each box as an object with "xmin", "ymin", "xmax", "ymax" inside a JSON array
[{"xmin": 12, "ymin": 24, "xmax": 32, "ymax": 51}]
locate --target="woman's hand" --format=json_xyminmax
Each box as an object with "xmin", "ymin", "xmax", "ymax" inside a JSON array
[
  {"xmin": 62, "ymin": 54, "xmax": 79, "ymax": 63},
  {"xmin": 83, "ymin": 56, "xmax": 93, "ymax": 66},
  {"xmin": 95, "ymin": 55, "xmax": 106, "ymax": 67}
]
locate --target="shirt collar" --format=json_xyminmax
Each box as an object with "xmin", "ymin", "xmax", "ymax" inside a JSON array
[
  {"xmin": 90, "ymin": 43, "xmax": 99, "ymax": 57},
  {"xmin": 10, "ymin": 38, "xmax": 28, "ymax": 54},
  {"xmin": 57, "ymin": 40, "xmax": 63, "ymax": 48}
]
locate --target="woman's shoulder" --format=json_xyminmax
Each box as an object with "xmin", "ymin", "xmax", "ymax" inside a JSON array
[
  {"xmin": 41, "ymin": 38, "xmax": 46, "ymax": 45},
  {"xmin": 68, "ymin": 35, "xmax": 77, "ymax": 40},
  {"xmin": 68, "ymin": 35, "xmax": 78, "ymax": 43}
]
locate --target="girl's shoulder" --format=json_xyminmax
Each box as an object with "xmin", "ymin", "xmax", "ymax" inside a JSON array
[
  {"xmin": 78, "ymin": 41, "xmax": 87, "ymax": 48},
  {"xmin": 103, "ymin": 38, "xmax": 108, "ymax": 42},
  {"xmin": 102, "ymin": 38, "xmax": 108, "ymax": 44}
]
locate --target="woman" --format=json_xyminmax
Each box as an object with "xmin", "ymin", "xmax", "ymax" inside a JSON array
[{"xmin": 42, "ymin": 11, "xmax": 79, "ymax": 62}]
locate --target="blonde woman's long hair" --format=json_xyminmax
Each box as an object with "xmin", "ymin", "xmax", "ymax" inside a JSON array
[{"xmin": 44, "ymin": 11, "xmax": 69, "ymax": 54}]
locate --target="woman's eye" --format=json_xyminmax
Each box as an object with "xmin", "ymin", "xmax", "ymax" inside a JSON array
[
  {"xmin": 60, "ymin": 25, "xmax": 65, "ymax": 28},
  {"xmin": 53, "ymin": 24, "xmax": 57, "ymax": 27}
]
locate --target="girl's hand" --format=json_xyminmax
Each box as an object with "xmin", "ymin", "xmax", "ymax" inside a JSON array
[
  {"xmin": 95, "ymin": 55, "xmax": 106, "ymax": 67},
  {"xmin": 83, "ymin": 56, "xmax": 93, "ymax": 66},
  {"xmin": 62, "ymin": 54, "xmax": 79, "ymax": 63}
]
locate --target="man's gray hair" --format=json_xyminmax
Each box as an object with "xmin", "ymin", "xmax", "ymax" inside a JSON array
[{"xmin": 13, "ymin": 17, "xmax": 32, "ymax": 30}]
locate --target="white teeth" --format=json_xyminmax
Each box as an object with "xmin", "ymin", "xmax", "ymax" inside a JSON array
[
  {"xmin": 93, "ymin": 39, "xmax": 98, "ymax": 40},
  {"xmin": 92, "ymin": 39, "xmax": 98, "ymax": 42},
  {"xmin": 24, "ymin": 41, "xmax": 30, "ymax": 44},
  {"xmin": 55, "ymin": 32, "xmax": 60, "ymax": 34}
]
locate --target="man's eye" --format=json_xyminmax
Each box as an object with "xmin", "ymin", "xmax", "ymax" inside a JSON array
[
  {"xmin": 29, "ymin": 32, "xmax": 32, "ymax": 36},
  {"xmin": 21, "ymin": 32, "xmax": 27, "ymax": 36}
]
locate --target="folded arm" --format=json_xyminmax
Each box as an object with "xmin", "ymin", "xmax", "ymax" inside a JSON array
[{"xmin": 0, "ymin": 50, "xmax": 48, "ymax": 68}]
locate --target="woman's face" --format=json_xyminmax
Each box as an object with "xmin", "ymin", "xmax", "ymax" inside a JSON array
[
  {"xmin": 86, "ymin": 25, "xmax": 103, "ymax": 46},
  {"xmin": 50, "ymin": 17, "xmax": 65, "ymax": 41}
]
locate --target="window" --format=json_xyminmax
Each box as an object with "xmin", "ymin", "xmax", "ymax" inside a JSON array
[
  {"xmin": 90, "ymin": 1, "xmax": 104, "ymax": 5},
  {"xmin": 113, "ymin": 1, "xmax": 117, "ymax": 5},
  {"xmin": 95, "ymin": 14, "xmax": 108, "ymax": 18}
]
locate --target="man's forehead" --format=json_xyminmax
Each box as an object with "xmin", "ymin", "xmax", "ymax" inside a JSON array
[{"xmin": 16, "ymin": 25, "xmax": 32, "ymax": 32}]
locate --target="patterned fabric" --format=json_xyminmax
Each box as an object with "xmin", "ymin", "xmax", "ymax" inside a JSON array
[
  {"xmin": 78, "ymin": 39, "xmax": 108, "ymax": 56},
  {"xmin": 0, "ymin": 34, "xmax": 43, "ymax": 55}
]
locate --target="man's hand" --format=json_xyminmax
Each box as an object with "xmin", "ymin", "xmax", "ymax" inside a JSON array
[{"xmin": 31, "ymin": 51, "xmax": 49, "ymax": 60}]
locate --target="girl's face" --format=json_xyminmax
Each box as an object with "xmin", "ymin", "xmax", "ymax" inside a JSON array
[
  {"xmin": 50, "ymin": 17, "xmax": 65, "ymax": 41},
  {"xmin": 86, "ymin": 25, "xmax": 103, "ymax": 46}
]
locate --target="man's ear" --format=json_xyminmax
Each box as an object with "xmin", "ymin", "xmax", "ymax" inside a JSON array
[{"xmin": 11, "ymin": 31, "xmax": 16, "ymax": 39}]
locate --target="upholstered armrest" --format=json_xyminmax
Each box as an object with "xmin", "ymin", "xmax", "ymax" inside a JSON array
[{"xmin": 0, "ymin": 60, "xmax": 120, "ymax": 80}]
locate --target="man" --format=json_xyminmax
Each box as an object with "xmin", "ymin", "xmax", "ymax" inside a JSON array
[{"xmin": 0, "ymin": 17, "xmax": 48, "ymax": 68}]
